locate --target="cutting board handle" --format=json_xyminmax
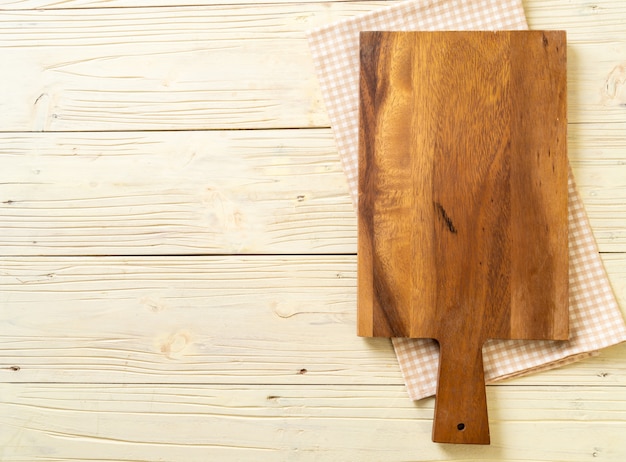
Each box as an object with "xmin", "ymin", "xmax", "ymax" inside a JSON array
[{"xmin": 433, "ymin": 340, "xmax": 489, "ymax": 444}]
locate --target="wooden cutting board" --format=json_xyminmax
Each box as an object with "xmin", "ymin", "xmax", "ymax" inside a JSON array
[{"xmin": 358, "ymin": 31, "xmax": 568, "ymax": 445}]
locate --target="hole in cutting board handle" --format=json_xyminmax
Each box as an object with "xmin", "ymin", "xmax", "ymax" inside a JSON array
[{"xmin": 457, "ymin": 423, "xmax": 465, "ymax": 431}]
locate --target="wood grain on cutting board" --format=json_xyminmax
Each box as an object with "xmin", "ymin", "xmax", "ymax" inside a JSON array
[
  {"xmin": 358, "ymin": 31, "xmax": 568, "ymax": 340},
  {"xmin": 358, "ymin": 31, "xmax": 568, "ymax": 443}
]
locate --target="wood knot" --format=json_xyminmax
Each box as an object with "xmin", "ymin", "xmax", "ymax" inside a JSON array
[
  {"xmin": 141, "ymin": 296, "xmax": 168, "ymax": 312},
  {"xmin": 602, "ymin": 63, "xmax": 626, "ymax": 106},
  {"xmin": 158, "ymin": 331, "xmax": 193, "ymax": 359}
]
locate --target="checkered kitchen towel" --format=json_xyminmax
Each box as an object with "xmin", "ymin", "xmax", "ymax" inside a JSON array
[{"xmin": 307, "ymin": 0, "xmax": 626, "ymax": 400}]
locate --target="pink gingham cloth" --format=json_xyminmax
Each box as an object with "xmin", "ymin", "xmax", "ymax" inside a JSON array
[{"xmin": 307, "ymin": 0, "xmax": 626, "ymax": 400}]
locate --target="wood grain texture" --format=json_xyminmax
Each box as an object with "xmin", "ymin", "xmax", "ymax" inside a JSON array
[
  {"xmin": 1, "ymin": 254, "xmax": 625, "ymax": 387},
  {"xmin": 1, "ymin": 129, "xmax": 626, "ymax": 253},
  {"xmin": 0, "ymin": 2, "xmax": 624, "ymax": 130},
  {"xmin": 0, "ymin": 256, "xmax": 399, "ymax": 385},
  {"xmin": 359, "ymin": 31, "xmax": 568, "ymax": 443},
  {"xmin": 3, "ymin": 383, "xmax": 626, "ymax": 462},
  {"xmin": 0, "ymin": 0, "xmax": 623, "ymax": 14},
  {"xmin": 0, "ymin": 130, "xmax": 354, "ymax": 255},
  {"xmin": 0, "ymin": 0, "xmax": 393, "ymax": 8}
]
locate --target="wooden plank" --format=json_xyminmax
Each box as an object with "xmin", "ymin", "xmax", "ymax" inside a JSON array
[
  {"xmin": 0, "ymin": 0, "xmax": 620, "ymax": 18},
  {"xmin": 568, "ymin": 121, "xmax": 626, "ymax": 251},
  {"xmin": 0, "ymin": 255, "xmax": 398, "ymax": 384},
  {"xmin": 0, "ymin": 130, "xmax": 355, "ymax": 255},
  {"xmin": 0, "ymin": 0, "xmax": 393, "ymax": 8},
  {"xmin": 0, "ymin": 128, "xmax": 624, "ymax": 255},
  {"xmin": 0, "ymin": 2, "xmax": 625, "ymax": 130},
  {"xmin": 568, "ymin": 123, "xmax": 626, "ymax": 252},
  {"xmin": 0, "ymin": 254, "xmax": 625, "ymax": 385},
  {"xmin": 570, "ymin": 160, "xmax": 626, "ymax": 252},
  {"xmin": 2, "ymin": 383, "xmax": 626, "ymax": 461},
  {"xmin": 0, "ymin": 3, "xmax": 377, "ymax": 131},
  {"xmin": 570, "ymin": 122, "xmax": 626, "ymax": 160}
]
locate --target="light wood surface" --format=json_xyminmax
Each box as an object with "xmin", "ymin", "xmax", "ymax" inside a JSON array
[
  {"xmin": 1, "ymin": 254, "xmax": 626, "ymax": 385},
  {"xmin": 2, "ymin": 383, "xmax": 626, "ymax": 461},
  {"xmin": 0, "ymin": 1, "xmax": 623, "ymax": 131},
  {"xmin": 1, "ymin": 0, "xmax": 626, "ymax": 459}
]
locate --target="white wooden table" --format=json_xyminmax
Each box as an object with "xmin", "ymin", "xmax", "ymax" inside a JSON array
[{"xmin": 1, "ymin": 0, "xmax": 626, "ymax": 459}]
